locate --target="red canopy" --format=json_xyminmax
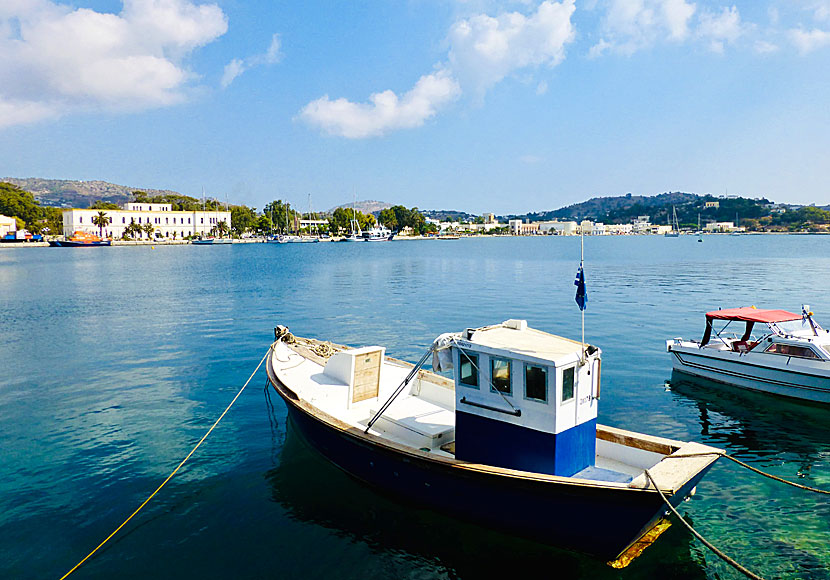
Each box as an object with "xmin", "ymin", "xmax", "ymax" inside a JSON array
[{"xmin": 705, "ymin": 307, "xmax": 801, "ymax": 323}]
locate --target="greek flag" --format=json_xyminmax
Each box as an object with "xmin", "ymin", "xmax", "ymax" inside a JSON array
[{"xmin": 574, "ymin": 265, "xmax": 587, "ymax": 311}]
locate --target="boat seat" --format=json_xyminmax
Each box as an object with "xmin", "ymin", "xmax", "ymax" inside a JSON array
[
  {"xmin": 732, "ymin": 340, "xmax": 759, "ymax": 353},
  {"xmin": 369, "ymin": 396, "xmax": 455, "ymax": 450}
]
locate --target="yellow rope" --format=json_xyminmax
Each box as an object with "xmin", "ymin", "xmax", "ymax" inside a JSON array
[{"xmin": 59, "ymin": 347, "xmax": 272, "ymax": 580}]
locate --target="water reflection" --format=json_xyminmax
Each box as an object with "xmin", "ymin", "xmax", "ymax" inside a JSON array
[
  {"xmin": 264, "ymin": 417, "xmax": 706, "ymax": 579},
  {"xmin": 667, "ymin": 370, "xmax": 830, "ymax": 465}
]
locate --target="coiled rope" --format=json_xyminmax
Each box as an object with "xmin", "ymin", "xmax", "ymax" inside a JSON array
[{"xmin": 59, "ymin": 347, "xmax": 271, "ymax": 580}]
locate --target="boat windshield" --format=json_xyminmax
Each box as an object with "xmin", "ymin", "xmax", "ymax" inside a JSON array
[{"xmin": 773, "ymin": 318, "xmax": 822, "ymax": 337}]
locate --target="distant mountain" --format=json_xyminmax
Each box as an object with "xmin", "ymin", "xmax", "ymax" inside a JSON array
[
  {"xmin": 328, "ymin": 200, "xmax": 392, "ymax": 215},
  {"xmin": 3, "ymin": 177, "xmax": 181, "ymax": 208}
]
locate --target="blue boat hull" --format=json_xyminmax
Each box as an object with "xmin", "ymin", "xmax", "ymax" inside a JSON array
[{"xmin": 271, "ymin": 377, "xmax": 713, "ymax": 561}]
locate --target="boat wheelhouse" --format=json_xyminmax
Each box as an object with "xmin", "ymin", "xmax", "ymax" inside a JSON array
[
  {"xmin": 667, "ymin": 307, "xmax": 830, "ymax": 403},
  {"xmin": 267, "ymin": 320, "xmax": 720, "ymax": 564}
]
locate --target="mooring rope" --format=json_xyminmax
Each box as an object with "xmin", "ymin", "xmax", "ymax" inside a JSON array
[
  {"xmin": 643, "ymin": 469, "xmax": 765, "ymax": 580},
  {"xmin": 59, "ymin": 347, "xmax": 272, "ymax": 580},
  {"xmin": 664, "ymin": 451, "xmax": 830, "ymax": 495}
]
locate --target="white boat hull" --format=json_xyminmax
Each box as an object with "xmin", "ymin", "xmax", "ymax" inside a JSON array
[{"xmin": 667, "ymin": 343, "xmax": 830, "ymax": 403}]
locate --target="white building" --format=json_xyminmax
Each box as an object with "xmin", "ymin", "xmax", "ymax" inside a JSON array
[
  {"xmin": 538, "ymin": 220, "xmax": 578, "ymax": 235},
  {"xmin": 509, "ymin": 219, "xmax": 541, "ymax": 235},
  {"xmin": 0, "ymin": 214, "xmax": 16, "ymax": 236},
  {"xmin": 580, "ymin": 220, "xmax": 606, "ymax": 235},
  {"xmin": 605, "ymin": 223, "xmax": 633, "ymax": 235},
  {"xmin": 62, "ymin": 202, "xmax": 232, "ymax": 239},
  {"xmin": 705, "ymin": 221, "xmax": 745, "ymax": 232}
]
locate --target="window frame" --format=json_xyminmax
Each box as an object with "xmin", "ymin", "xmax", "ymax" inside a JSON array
[
  {"xmin": 458, "ymin": 350, "xmax": 479, "ymax": 389},
  {"xmin": 524, "ymin": 363, "xmax": 548, "ymax": 403},
  {"xmin": 561, "ymin": 365, "xmax": 576, "ymax": 404},
  {"xmin": 490, "ymin": 356, "xmax": 512, "ymax": 396}
]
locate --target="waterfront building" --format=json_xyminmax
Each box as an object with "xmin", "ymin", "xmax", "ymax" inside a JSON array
[
  {"xmin": 579, "ymin": 220, "xmax": 607, "ymax": 235},
  {"xmin": 537, "ymin": 220, "xmax": 578, "ymax": 235},
  {"xmin": 604, "ymin": 223, "xmax": 633, "ymax": 235},
  {"xmin": 61, "ymin": 203, "xmax": 232, "ymax": 239},
  {"xmin": 509, "ymin": 219, "xmax": 540, "ymax": 235},
  {"xmin": 0, "ymin": 214, "xmax": 16, "ymax": 236},
  {"xmin": 705, "ymin": 221, "xmax": 745, "ymax": 233}
]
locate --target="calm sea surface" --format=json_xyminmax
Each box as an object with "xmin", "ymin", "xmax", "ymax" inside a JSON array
[{"xmin": 1, "ymin": 235, "xmax": 829, "ymax": 579}]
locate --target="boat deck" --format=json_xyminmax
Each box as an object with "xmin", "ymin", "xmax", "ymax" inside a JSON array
[{"xmin": 271, "ymin": 340, "xmax": 674, "ymax": 484}]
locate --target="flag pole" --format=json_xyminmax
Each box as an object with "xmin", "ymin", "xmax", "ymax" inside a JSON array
[{"xmin": 580, "ymin": 226, "xmax": 585, "ymax": 364}]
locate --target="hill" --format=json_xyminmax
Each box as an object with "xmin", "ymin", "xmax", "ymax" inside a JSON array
[
  {"xmin": 328, "ymin": 200, "xmax": 392, "ymax": 215},
  {"xmin": 513, "ymin": 191, "xmax": 775, "ymax": 227},
  {"xmin": 2, "ymin": 177, "xmax": 181, "ymax": 208}
]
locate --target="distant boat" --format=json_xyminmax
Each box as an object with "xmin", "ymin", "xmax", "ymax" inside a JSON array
[
  {"xmin": 343, "ymin": 193, "xmax": 363, "ymax": 242},
  {"xmin": 49, "ymin": 231, "xmax": 111, "ymax": 247},
  {"xmin": 362, "ymin": 224, "xmax": 395, "ymax": 242},
  {"xmin": 664, "ymin": 207, "xmax": 680, "ymax": 237},
  {"xmin": 192, "ymin": 237, "xmax": 215, "ymax": 245}
]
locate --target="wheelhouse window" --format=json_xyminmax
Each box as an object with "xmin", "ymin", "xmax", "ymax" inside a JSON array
[
  {"xmin": 459, "ymin": 351, "xmax": 479, "ymax": 388},
  {"xmin": 764, "ymin": 343, "xmax": 821, "ymax": 359},
  {"xmin": 561, "ymin": 367, "xmax": 575, "ymax": 403},
  {"xmin": 525, "ymin": 364, "xmax": 547, "ymax": 402},
  {"xmin": 491, "ymin": 357, "xmax": 512, "ymax": 395}
]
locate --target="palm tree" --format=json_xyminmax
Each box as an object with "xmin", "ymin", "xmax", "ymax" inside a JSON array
[
  {"xmin": 92, "ymin": 211, "xmax": 109, "ymax": 238},
  {"xmin": 142, "ymin": 222, "xmax": 154, "ymax": 240},
  {"xmin": 216, "ymin": 220, "xmax": 229, "ymax": 239}
]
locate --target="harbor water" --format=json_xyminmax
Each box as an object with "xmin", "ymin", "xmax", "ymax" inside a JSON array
[{"xmin": 1, "ymin": 235, "xmax": 829, "ymax": 579}]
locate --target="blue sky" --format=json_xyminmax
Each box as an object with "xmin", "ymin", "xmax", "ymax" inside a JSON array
[{"xmin": 1, "ymin": 0, "xmax": 829, "ymax": 214}]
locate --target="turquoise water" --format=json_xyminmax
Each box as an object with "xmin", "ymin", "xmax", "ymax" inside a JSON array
[{"xmin": 1, "ymin": 235, "xmax": 829, "ymax": 579}]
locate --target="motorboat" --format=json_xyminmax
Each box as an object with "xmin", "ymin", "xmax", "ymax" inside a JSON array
[
  {"xmin": 267, "ymin": 319, "xmax": 720, "ymax": 564},
  {"xmin": 48, "ymin": 231, "xmax": 111, "ymax": 247},
  {"xmin": 667, "ymin": 307, "xmax": 830, "ymax": 403},
  {"xmin": 362, "ymin": 224, "xmax": 395, "ymax": 241}
]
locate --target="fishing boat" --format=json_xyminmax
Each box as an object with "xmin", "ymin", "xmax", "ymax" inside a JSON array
[
  {"xmin": 191, "ymin": 237, "xmax": 215, "ymax": 245},
  {"xmin": 666, "ymin": 306, "xmax": 830, "ymax": 403},
  {"xmin": 267, "ymin": 319, "xmax": 720, "ymax": 564},
  {"xmin": 362, "ymin": 223, "xmax": 395, "ymax": 241},
  {"xmin": 48, "ymin": 231, "xmax": 111, "ymax": 247}
]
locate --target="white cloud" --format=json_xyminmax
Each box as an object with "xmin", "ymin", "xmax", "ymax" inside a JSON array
[
  {"xmin": 697, "ymin": 6, "xmax": 743, "ymax": 53},
  {"xmin": 754, "ymin": 39, "xmax": 779, "ymax": 53},
  {"xmin": 448, "ymin": 0, "xmax": 576, "ymax": 96},
  {"xmin": 221, "ymin": 34, "xmax": 282, "ymax": 88},
  {"xmin": 590, "ymin": 0, "xmax": 696, "ymax": 55},
  {"xmin": 221, "ymin": 59, "xmax": 246, "ymax": 89},
  {"xmin": 300, "ymin": 1, "xmax": 576, "ymax": 138},
  {"xmin": 0, "ymin": 0, "xmax": 227, "ymax": 129},
  {"xmin": 789, "ymin": 27, "xmax": 830, "ymax": 53},
  {"xmin": 299, "ymin": 68, "xmax": 461, "ymax": 139}
]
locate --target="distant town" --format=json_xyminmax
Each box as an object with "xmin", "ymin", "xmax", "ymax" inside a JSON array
[{"xmin": 2, "ymin": 178, "xmax": 830, "ymax": 242}]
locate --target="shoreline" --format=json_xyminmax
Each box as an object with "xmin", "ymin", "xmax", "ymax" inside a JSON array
[{"xmin": 2, "ymin": 231, "xmax": 828, "ymax": 249}]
